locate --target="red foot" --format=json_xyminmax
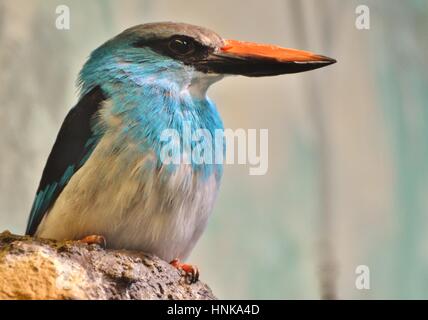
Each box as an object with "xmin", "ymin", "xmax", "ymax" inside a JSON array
[
  {"xmin": 79, "ymin": 235, "xmax": 106, "ymax": 248},
  {"xmin": 170, "ymin": 258, "xmax": 199, "ymax": 284}
]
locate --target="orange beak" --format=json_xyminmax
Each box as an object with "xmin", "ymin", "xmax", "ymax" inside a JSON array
[
  {"xmin": 221, "ymin": 40, "xmax": 335, "ymax": 64},
  {"xmin": 196, "ymin": 39, "xmax": 336, "ymax": 76}
]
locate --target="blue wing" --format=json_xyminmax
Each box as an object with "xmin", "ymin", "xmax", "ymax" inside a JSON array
[{"xmin": 26, "ymin": 86, "xmax": 107, "ymax": 235}]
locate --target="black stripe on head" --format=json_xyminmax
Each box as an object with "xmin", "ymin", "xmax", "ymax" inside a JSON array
[{"xmin": 133, "ymin": 35, "xmax": 215, "ymax": 66}]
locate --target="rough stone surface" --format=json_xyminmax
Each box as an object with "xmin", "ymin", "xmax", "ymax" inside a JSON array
[{"xmin": 0, "ymin": 231, "xmax": 216, "ymax": 300}]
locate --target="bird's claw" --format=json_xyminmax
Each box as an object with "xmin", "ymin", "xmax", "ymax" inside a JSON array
[
  {"xmin": 170, "ymin": 258, "xmax": 199, "ymax": 284},
  {"xmin": 79, "ymin": 235, "xmax": 107, "ymax": 248}
]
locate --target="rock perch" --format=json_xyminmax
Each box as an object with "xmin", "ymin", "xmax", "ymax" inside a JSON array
[{"xmin": 0, "ymin": 231, "xmax": 216, "ymax": 300}]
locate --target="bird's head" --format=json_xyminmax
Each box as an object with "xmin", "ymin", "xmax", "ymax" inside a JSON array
[{"xmin": 79, "ymin": 22, "xmax": 336, "ymax": 97}]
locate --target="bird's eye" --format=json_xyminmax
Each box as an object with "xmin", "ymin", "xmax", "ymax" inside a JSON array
[{"xmin": 168, "ymin": 37, "xmax": 195, "ymax": 56}]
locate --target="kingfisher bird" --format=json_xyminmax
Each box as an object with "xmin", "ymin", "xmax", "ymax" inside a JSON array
[{"xmin": 26, "ymin": 22, "xmax": 335, "ymax": 282}]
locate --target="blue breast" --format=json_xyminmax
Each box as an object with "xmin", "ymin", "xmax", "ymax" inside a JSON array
[{"xmin": 95, "ymin": 82, "xmax": 224, "ymax": 182}]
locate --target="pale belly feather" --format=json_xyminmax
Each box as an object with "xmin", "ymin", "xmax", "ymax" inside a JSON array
[{"xmin": 36, "ymin": 132, "xmax": 220, "ymax": 261}]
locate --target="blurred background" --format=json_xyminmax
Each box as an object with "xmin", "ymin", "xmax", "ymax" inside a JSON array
[{"xmin": 1, "ymin": 0, "xmax": 427, "ymax": 299}]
